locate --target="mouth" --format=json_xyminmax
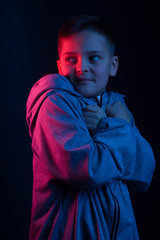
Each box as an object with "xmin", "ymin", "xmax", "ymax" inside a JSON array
[{"xmin": 75, "ymin": 78, "xmax": 94, "ymax": 84}]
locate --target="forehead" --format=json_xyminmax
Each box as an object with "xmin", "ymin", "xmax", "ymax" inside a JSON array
[{"xmin": 60, "ymin": 30, "xmax": 110, "ymax": 54}]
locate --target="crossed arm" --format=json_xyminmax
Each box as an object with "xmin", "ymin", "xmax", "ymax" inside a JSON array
[
  {"xmin": 83, "ymin": 101, "xmax": 131, "ymax": 132},
  {"xmin": 33, "ymin": 94, "xmax": 155, "ymax": 190}
]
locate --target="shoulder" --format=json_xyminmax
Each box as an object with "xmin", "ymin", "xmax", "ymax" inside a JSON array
[
  {"xmin": 42, "ymin": 88, "xmax": 83, "ymax": 121},
  {"xmin": 36, "ymin": 73, "xmax": 74, "ymax": 91},
  {"xmin": 107, "ymin": 91, "xmax": 139, "ymax": 131},
  {"xmin": 106, "ymin": 91, "xmax": 125, "ymax": 105}
]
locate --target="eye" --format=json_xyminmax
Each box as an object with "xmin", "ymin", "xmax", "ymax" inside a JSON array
[
  {"xmin": 65, "ymin": 57, "xmax": 77, "ymax": 64},
  {"xmin": 89, "ymin": 55, "xmax": 101, "ymax": 63}
]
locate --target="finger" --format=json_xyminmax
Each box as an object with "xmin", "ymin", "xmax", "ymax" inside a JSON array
[
  {"xmin": 105, "ymin": 105, "xmax": 113, "ymax": 116},
  {"xmin": 111, "ymin": 101, "xmax": 121, "ymax": 107},
  {"xmin": 84, "ymin": 105, "xmax": 98, "ymax": 112},
  {"xmin": 84, "ymin": 116, "xmax": 99, "ymax": 124},
  {"xmin": 86, "ymin": 123, "xmax": 96, "ymax": 131},
  {"xmin": 105, "ymin": 101, "xmax": 121, "ymax": 110},
  {"xmin": 83, "ymin": 111, "xmax": 97, "ymax": 118}
]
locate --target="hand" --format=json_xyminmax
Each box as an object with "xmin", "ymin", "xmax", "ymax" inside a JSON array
[
  {"xmin": 105, "ymin": 101, "xmax": 131, "ymax": 123},
  {"xmin": 83, "ymin": 105, "xmax": 107, "ymax": 132}
]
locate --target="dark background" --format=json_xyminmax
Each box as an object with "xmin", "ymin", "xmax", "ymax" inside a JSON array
[{"xmin": 2, "ymin": 0, "xmax": 159, "ymax": 239}]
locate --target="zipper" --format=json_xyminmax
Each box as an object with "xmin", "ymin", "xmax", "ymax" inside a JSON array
[
  {"xmin": 108, "ymin": 185, "xmax": 120, "ymax": 240},
  {"xmin": 96, "ymin": 95, "xmax": 102, "ymax": 107}
]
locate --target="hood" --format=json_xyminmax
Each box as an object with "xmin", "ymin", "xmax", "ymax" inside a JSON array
[
  {"xmin": 26, "ymin": 74, "xmax": 79, "ymax": 138},
  {"xmin": 26, "ymin": 73, "xmax": 124, "ymax": 138}
]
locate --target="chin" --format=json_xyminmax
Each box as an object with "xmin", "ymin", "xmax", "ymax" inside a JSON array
[{"xmin": 76, "ymin": 89, "xmax": 99, "ymax": 98}]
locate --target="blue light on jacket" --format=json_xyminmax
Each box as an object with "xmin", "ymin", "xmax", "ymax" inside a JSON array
[{"xmin": 26, "ymin": 74, "xmax": 156, "ymax": 240}]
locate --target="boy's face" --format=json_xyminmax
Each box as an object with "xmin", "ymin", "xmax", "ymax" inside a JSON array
[{"xmin": 57, "ymin": 30, "xmax": 118, "ymax": 97}]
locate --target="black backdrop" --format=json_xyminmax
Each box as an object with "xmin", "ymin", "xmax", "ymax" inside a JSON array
[{"xmin": 2, "ymin": 0, "xmax": 160, "ymax": 239}]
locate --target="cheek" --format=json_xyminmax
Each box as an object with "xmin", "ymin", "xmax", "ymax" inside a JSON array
[
  {"xmin": 94, "ymin": 64, "xmax": 110, "ymax": 78},
  {"xmin": 61, "ymin": 64, "xmax": 74, "ymax": 75}
]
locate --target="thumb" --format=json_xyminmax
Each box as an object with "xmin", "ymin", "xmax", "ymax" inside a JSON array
[{"xmin": 105, "ymin": 105, "xmax": 113, "ymax": 116}]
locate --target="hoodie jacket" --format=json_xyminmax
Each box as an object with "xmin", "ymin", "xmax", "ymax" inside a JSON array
[{"xmin": 26, "ymin": 74, "xmax": 155, "ymax": 240}]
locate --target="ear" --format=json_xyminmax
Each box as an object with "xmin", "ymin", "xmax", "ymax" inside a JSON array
[
  {"xmin": 109, "ymin": 56, "xmax": 119, "ymax": 77},
  {"xmin": 57, "ymin": 60, "xmax": 62, "ymax": 74}
]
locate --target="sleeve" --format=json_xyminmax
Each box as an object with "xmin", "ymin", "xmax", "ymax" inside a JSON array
[
  {"xmin": 92, "ymin": 116, "xmax": 155, "ymax": 192},
  {"xmin": 92, "ymin": 96, "xmax": 156, "ymax": 192},
  {"xmin": 32, "ymin": 93, "xmax": 156, "ymax": 190}
]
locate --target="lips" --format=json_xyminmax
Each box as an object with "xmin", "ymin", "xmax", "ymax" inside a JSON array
[{"xmin": 75, "ymin": 77, "xmax": 93, "ymax": 83}]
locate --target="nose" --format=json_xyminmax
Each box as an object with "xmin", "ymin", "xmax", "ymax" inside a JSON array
[{"xmin": 76, "ymin": 59, "xmax": 89, "ymax": 74}]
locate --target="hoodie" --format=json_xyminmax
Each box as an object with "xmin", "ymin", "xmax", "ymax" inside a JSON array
[{"xmin": 26, "ymin": 74, "xmax": 155, "ymax": 240}]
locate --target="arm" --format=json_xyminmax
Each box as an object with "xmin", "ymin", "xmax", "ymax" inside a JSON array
[
  {"xmin": 83, "ymin": 101, "xmax": 131, "ymax": 133},
  {"xmin": 32, "ymin": 93, "xmax": 155, "ymax": 190},
  {"xmin": 84, "ymin": 101, "xmax": 156, "ymax": 191}
]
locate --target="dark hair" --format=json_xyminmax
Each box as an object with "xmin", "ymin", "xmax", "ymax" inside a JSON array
[{"xmin": 57, "ymin": 15, "xmax": 116, "ymax": 57}]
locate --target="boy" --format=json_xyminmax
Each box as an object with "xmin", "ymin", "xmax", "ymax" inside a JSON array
[{"xmin": 26, "ymin": 15, "xmax": 155, "ymax": 239}]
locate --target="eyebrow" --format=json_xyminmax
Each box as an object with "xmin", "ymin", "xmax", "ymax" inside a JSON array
[{"xmin": 63, "ymin": 51, "xmax": 104, "ymax": 56}]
